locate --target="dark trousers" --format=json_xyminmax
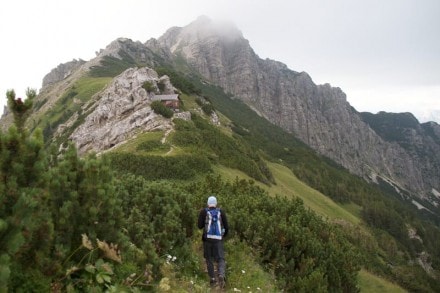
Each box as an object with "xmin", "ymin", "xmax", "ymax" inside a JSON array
[{"xmin": 203, "ymin": 240, "xmax": 225, "ymax": 279}]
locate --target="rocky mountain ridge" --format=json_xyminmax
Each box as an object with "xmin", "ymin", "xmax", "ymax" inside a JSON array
[
  {"xmin": 42, "ymin": 59, "xmax": 86, "ymax": 87},
  {"xmin": 361, "ymin": 111, "xmax": 440, "ymax": 197},
  {"xmin": 145, "ymin": 17, "xmax": 440, "ymax": 205},
  {"xmin": 2, "ymin": 17, "xmax": 439, "ymax": 209},
  {"xmin": 68, "ymin": 67, "xmax": 182, "ymax": 155}
]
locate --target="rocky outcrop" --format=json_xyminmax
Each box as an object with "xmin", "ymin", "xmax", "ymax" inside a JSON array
[
  {"xmin": 69, "ymin": 67, "xmax": 175, "ymax": 155},
  {"xmin": 95, "ymin": 37, "xmax": 159, "ymax": 67},
  {"xmin": 148, "ymin": 16, "xmax": 439, "ymax": 199},
  {"xmin": 3, "ymin": 16, "xmax": 438, "ymax": 202},
  {"xmin": 361, "ymin": 112, "xmax": 440, "ymax": 197},
  {"xmin": 42, "ymin": 59, "xmax": 86, "ymax": 87}
]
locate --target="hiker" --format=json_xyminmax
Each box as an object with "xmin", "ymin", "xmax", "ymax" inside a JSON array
[{"xmin": 198, "ymin": 195, "xmax": 229, "ymax": 288}]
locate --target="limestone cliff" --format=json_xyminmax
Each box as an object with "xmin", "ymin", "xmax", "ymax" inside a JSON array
[
  {"xmin": 2, "ymin": 16, "xmax": 438, "ymax": 205},
  {"xmin": 147, "ymin": 16, "xmax": 439, "ymax": 200},
  {"xmin": 361, "ymin": 112, "xmax": 440, "ymax": 201},
  {"xmin": 42, "ymin": 59, "xmax": 86, "ymax": 87},
  {"xmin": 68, "ymin": 67, "xmax": 176, "ymax": 155}
]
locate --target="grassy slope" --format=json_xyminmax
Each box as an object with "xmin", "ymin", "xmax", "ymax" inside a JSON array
[
  {"xmin": 214, "ymin": 163, "xmax": 407, "ymax": 292},
  {"xmin": 358, "ymin": 270, "xmax": 407, "ymax": 293},
  {"xmin": 215, "ymin": 162, "xmax": 360, "ymax": 225},
  {"xmin": 35, "ymin": 76, "xmax": 111, "ymax": 128}
]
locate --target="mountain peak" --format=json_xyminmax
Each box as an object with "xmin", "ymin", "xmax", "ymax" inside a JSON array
[
  {"xmin": 185, "ymin": 15, "xmax": 243, "ymax": 40},
  {"xmin": 193, "ymin": 15, "xmax": 212, "ymax": 25},
  {"xmin": 157, "ymin": 16, "xmax": 245, "ymax": 54},
  {"xmin": 194, "ymin": 15, "xmax": 241, "ymax": 36}
]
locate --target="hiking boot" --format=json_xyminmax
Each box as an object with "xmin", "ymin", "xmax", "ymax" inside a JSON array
[
  {"xmin": 218, "ymin": 275, "xmax": 226, "ymax": 289},
  {"xmin": 210, "ymin": 278, "xmax": 217, "ymax": 287}
]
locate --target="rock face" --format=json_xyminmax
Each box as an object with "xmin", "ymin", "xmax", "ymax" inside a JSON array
[
  {"xmin": 42, "ymin": 59, "xmax": 86, "ymax": 87},
  {"xmin": 147, "ymin": 16, "xmax": 439, "ymax": 200},
  {"xmin": 361, "ymin": 112, "xmax": 440, "ymax": 198},
  {"xmin": 3, "ymin": 16, "xmax": 438, "ymax": 204},
  {"xmin": 95, "ymin": 37, "xmax": 159, "ymax": 66},
  {"xmin": 69, "ymin": 67, "xmax": 175, "ymax": 155}
]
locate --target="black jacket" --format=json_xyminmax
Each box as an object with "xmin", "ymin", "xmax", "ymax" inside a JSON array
[{"xmin": 198, "ymin": 207, "xmax": 229, "ymax": 241}]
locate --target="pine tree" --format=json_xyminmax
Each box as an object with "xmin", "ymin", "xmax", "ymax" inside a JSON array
[
  {"xmin": 74, "ymin": 153, "xmax": 125, "ymax": 245},
  {"xmin": 0, "ymin": 89, "xmax": 53, "ymax": 291},
  {"xmin": 47, "ymin": 144, "xmax": 81, "ymax": 262},
  {"xmin": 49, "ymin": 146, "xmax": 125, "ymax": 262},
  {"xmin": 6, "ymin": 89, "xmax": 35, "ymax": 133},
  {"xmin": 1, "ymin": 89, "xmax": 126, "ymax": 290}
]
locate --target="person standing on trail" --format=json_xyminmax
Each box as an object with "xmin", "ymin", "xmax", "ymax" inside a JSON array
[{"xmin": 198, "ymin": 195, "xmax": 229, "ymax": 288}]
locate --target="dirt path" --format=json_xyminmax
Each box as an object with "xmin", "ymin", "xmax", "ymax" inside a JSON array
[
  {"xmin": 165, "ymin": 146, "xmax": 174, "ymax": 156},
  {"xmin": 161, "ymin": 128, "xmax": 173, "ymax": 143},
  {"xmin": 162, "ymin": 129, "xmax": 174, "ymax": 155}
]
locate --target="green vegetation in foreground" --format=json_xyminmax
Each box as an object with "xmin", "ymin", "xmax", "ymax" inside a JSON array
[
  {"xmin": 182, "ymin": 230, "xmax": 279, "ymax": 292},
  {"xmin": 223, "ymin": 238, "xmax": 278, "ymax": 291},
  {"xmin": 213, "ymin": 164, "xmax": 411, "ymax": 292}
]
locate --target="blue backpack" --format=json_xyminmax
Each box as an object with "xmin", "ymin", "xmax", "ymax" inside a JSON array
[{"xmin": 205, "ymin": 208, "xmax": 223, "ymax": 240}]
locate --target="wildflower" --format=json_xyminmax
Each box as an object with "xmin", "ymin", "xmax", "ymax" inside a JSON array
[
  {"xmin": 241, "ymin": 269, "xmax": 246, "ymax": 274},
  {"xmin": 81, "ymin": 234, "xmax": 93, "ymax": 250},
  {"xmin": 97, "ymin": 239, "xmax": 122, "ymax": 263},
  {"xmin": 233, "ymin": 288, "xmax": 241, "ymax": 292},
  {"xmin": 165, "ymin": 254, "xmax": 177, "ymax": 264},
  {"xmin": 256, "ymin": 288, "xmax": 261, "ymax": 291}
]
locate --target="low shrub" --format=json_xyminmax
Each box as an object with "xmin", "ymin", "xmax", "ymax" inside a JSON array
[
  {"xmin": 105, "ymin": 153, "xmax": 211, "ymax": 180},
  {"xmin": 151, "ymin": 101, "xmax": 173, "ymax": 118}
]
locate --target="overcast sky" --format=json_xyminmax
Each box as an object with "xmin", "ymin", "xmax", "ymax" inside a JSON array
[{"xmin": 1, "ymin": 0, "xmax": 439, "ymax": 122}]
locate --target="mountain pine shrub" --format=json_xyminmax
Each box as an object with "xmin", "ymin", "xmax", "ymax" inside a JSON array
[
  {"xmin": 186, "ymin": 175, "xmax": 361, "ymax": 292},
  {"xmin": 142, "ymin": 81, "xmax": 155, "ymax": 93},
  {"xmin": 114, "ymin": 174, "xmax": 196, "ymax": 278},
  {"xmin": 1, "ymin": 90, "xmax": 53, "ymax": 291},
  {"xmin": 151, "ymin": 100, "xmax": 173, "ymax": 118}
]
